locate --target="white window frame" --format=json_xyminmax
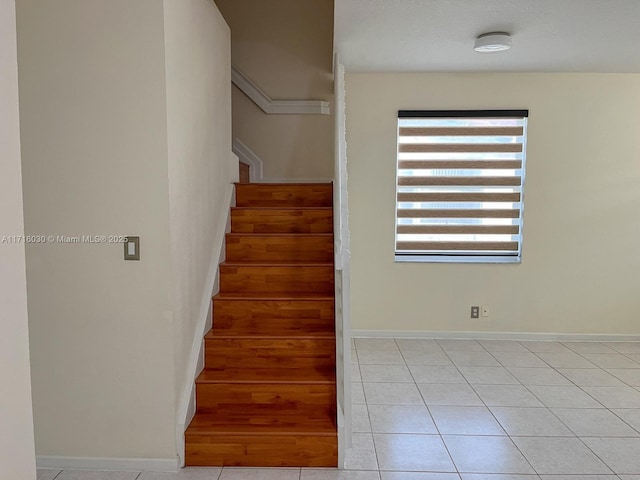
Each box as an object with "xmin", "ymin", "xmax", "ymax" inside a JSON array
[{"xmin": 395, "ymin": 109, "xmax": 528, "ymax": 264}]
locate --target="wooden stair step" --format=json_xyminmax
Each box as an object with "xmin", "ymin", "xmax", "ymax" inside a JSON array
[
  {"xmin": 219, "ymin": 263, "xmax": 334, "ymax": 294},
  {"xmin": 186, "ymin": 413, "xmax": 336, "ymax": 436},
  {"xmin": 231, "ymin": 207, "xmax": 333, "ymax": 234},
  {"xmin": 185, "ymin": 410, "xmax": 338, "ymax": 467},
  {"xmin": 207, "ymin": 331, "xmax": 335, "ymax": 339},
  {"xmin": 212, "ymin": 293, "xmax": 334, "ymax": 331},
  {"xmin": 185, "ymin": 434, "xmax": 337, "ymax": 467},
  {"xmin": 225, "ymin": 233, "xmax": 333, "ymax": 263},
  {"xmin": 204, "ymin": 337, "xmax": 335, "ymax": 370},
  {"xmin": 213, "ymin": 292, "xmax": 334, "ymax": 300},
  {"xmin": 235, "ymin": 183, "xmax": 332, "ymax": 208},
  {"xmin": 194, "ymin": 383, "xmax": 336, "ymax": 414},
  {"xmin": 196, "ymin": 366, "xmax": 335, "ymax": 384}
]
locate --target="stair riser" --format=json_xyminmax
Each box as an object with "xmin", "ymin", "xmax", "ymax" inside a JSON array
[
  {"xmin": 231, "ymin": 209, "xmax": 333, "ymax": 234},
  {"xmin": 225, "ymin": 235, "xmax": 333, "ymax": 263},
  {"xmin": 213, "ymin": 299, "xmax": 334, "ymax": 322},
  {"xmin": 219, "ymin": 265, "xmax": 334, "ymax": 294},
  {"xmin": 205, "ymin": 338, "xmax": 335, "ymax": 369},
  {"xmin": 195, "ymin": 384, "xmax": 336, "ymax": 413},
  {"xmin": 185, "ymin": 434, "xmax": 338, "ymax": 467},
  {"xmin": 235, "ymin": 184, "xmax": 332, "ymax": 208}
]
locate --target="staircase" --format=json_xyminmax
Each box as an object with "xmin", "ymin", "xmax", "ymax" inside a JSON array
[{"xmin": 185, "ymin": 183, "xmax": 338, "ymax": 467}]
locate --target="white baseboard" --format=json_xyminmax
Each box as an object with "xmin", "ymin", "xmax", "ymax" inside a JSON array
[
  {"xmin": 352, "ymin": 329, "xmax": 640, "ymax": 342},
  {"xmin": 36, "ymin": 455, "xmax": 179, "ymax": 473}
]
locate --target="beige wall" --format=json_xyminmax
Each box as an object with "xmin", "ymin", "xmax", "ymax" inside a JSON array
[
  {"xmin": 0, "ymin": 1, "xmax": 36, "ymax": 477},
  {"xmin": 346, "ymin": 73, "xmax": 640, "ymax": 335},
  {"xmin": 215, "ymin": 0, "xmax": 334, "ymax": 180},
  {"xmin": 18, "ymin": 0, "xmax": 176, "ymax": 459},
  {"xmin": 163, "ymin": 0, "xmax": 234, "ymax": 412}
]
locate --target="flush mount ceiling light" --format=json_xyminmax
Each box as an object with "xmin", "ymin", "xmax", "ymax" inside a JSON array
[{"xmin": 474, "ymin": 32, "xmax": 512, "ymax": 52}]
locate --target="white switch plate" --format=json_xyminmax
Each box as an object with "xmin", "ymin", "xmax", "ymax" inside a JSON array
[{"xmin": 481, "ymin": 305, "xmax": 489, "ymax": 317}]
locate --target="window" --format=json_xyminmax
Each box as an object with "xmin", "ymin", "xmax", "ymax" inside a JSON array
[{"xmin": 395, "ymin": 110, "xmax": 528, "ymax": 263}]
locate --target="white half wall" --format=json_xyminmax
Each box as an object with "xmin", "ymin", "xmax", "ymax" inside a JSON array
[
  {"xmin": 346, "ymin": 73, "xmax": 640, "ymax": 335},
  {"xmin": 0, "ymin": 1, "xmax": 36, "ymax": 478},
  {"xmin": 163, "ymin": 0, "xmax": 235, "ymax": 460}
]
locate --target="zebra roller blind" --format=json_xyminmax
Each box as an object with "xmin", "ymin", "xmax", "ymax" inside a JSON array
[{"xmin": 396, "ymin": 110, "xmax": 528, "ymax": 261}]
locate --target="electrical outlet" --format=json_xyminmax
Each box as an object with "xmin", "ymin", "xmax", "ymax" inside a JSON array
[
  {"xmin": 470, "ymin": 306, "xmax": 480, "ymax": 318},
  {"xmin": 481, "ymin": 305, "xmax": 489, "ymax": 317}
]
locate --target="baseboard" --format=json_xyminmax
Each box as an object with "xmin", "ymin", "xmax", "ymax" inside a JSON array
[
  {"xmin": 352, "ymin": 329, "xmax": 640, "ymax": 342},
  {"xmin": 175, "ymin": 183, "xmax": 234, "ymax": 467},
  {"xmin": 36, "ymin": 455, "xmax": 179, "ymax": 472}
]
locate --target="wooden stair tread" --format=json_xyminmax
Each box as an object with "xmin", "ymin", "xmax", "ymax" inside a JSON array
[
  {"xmin": 214, "ymin": 292, "xmax": 333, "ymax": 300},
  {"xmin": 227, "ymin": 233, "xmax": 333, "ymax": 237},
  {"xmin": 232, "ymin": 206, "xmax": 332, "ymax": 211},
  {"xmin": 234, "ymin": 182, "xmax": 332, "ymax": 186},
  {"xmin": 186, "ymin": 413, "xmax": 336, "ymax": 436},
  {"xmin": 221, "ymin": 261, "xmax": 333, "ymax": 267},
  {"xmin": 196, "ymin": 367, "xmax": 335, "ymax": 384},
  {"xmin": 206, "ymin": 330, "xmax": 335, "ymax": 339}
]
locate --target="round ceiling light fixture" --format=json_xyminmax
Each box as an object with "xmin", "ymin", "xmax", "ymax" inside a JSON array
[{"xmin": 474, "ymin": 32, "xmax": 512, "ymax": 53}]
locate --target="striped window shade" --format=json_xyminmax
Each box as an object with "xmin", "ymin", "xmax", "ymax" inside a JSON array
[{"xmin": 395, "ymin": 110, "xmax": 528, "ymax": 262}]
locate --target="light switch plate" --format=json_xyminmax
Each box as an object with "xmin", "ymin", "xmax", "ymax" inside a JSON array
[{"xmin": 124, "ymin": 236, "xmax": 140, "ymax": 260}]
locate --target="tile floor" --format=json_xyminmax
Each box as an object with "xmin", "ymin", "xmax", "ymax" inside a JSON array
[{"xmin": 36, "ymin": 338, "xmax": 640, "ymax": 480}]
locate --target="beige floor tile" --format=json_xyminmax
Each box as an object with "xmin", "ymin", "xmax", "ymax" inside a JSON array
[
  {"xmin": 364, "ymin": 382, "xmax": 424, "ymax": 405},
  {"xmin": 368, "ymin": 405, "xmax": 437, "ymax": 434},
  {"xmin": 356, "ymin": 339, "xmax": 399, "ymax": 352},
  {"xmin": 581, "ymin": 387, "xmax": 640, "ymax": 408},
  {"xmin": 358, "ymin": 350, "xmax": 406, "ymax": 365},
  {"xmin": 437, "ymin": 339, "xmax": 485, "ymax": 352},
  {"xmin": 446, "ymin": 351, "xmax": 500, "ymax": 367},
  {"xmin": 345, "ymin": 433, "xmax": 379, "ymax": 470},
  {"xmin": 607, "ymin": 369, "xmax": 640, "ymax": 386},
  {"xmin": 401, "ymin": 350, "xmax": 453, "ymax": 366},
  {"xmin": 56, "ymin": 472, "xmax": 140, "ymax": 480},
  {"xmin": 478, "ymin": 341, "xmax": 529, "ymax": 353},
  {"xmin": 360, "ymin": 365, "xmax": 413, "ymax": 383},
  {"xmin": 489, "ymin": 407, "xmax": 574, "ymax": 436},
  {"xmin": 551, "ymin": 408, "xmax": 639, "ymax": 437},
  {"xmin": 511, "ymin": 437, "xmax": 612, "ymax": 475},
  {"xmin": 556, "ymin": 368, "xmax": 626, "ymax": 387},
  {"xmin": 443, "ymin": 435, "xmax": 535, "ymax": 474},
  {"xmin": 507, "ymin": 368, "xmax": 572, "ymax": 386},
  {"xmin": 429, "ymin": 406, "xmax": 505, "ymax": 435},
  {"xmin": 458, "ymin": 366, "xmax": 519, "ymax": 385},
  {"xmin": 301, "ymin": 469, "xmax": 381, "ymax": 480},
  {"xmin": 581, "ymin": 354, "xmax": 640, "ymax": 369},
  {"xmin": 139, "ymin": 469, "xmax": 221, "ymax": 480},
  {"xmin": 611, "ymin": 408, "xmax": 640, "ymax": 431},
  {"xmin": 417, "ymin": 383, "xmax": 483, "ymax": 406},
  {"xmin": 561, "ymin": 342, "xmax": 616, "ymax": 354},
  {"xmin": 408, "ymin": 365, "xmax": 466, "ymax": 384},
  {"xmin": 219, "ymin": 469, "xmax": 298, "ymax": 480},
  {"xmin": 352, "ymin": 404, "xmax": 372, "ymax": 433},
  {"xmin": 373, "ymin": 434, "xmax": 455, "ymax": 472},
  {"xmin": 581, "ymin": 437, "xmax": 640, "ymax": 474},
  {"xmin": 382, "ymin": 473, "xmax": 460, "ymax": 480},
  {"xmin": 37, "ymin": 470, "xmax": 62, "ymax": 480},
  {"xmin": 527, "ymin": 385, "xmax": 603, "ymax": 408},
  {"xmin": 472, "ymin": 385, "xmax": 543, "ymax": 407},
  {"xmin": 490, "ymin": 351, "xmax": 547, "ymax": 368},
  {"xmin": 519, "ymin": 342, "xmax": 571, "ymax": 353},
  {"xmin": 535, "ymin": 353, "xmax": 597, "ymax": 369}
]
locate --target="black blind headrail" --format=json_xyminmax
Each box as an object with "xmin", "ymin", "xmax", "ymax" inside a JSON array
[{"xmin": 399, "ymin": 109, "xmax": 528, "ymax": 118}]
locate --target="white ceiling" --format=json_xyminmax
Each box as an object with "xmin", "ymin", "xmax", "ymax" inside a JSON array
[{"xmin": 335, "ymin": 0, "xmax": 640, "ymax": 72}]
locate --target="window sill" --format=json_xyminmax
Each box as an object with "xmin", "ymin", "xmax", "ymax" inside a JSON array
[{"xmin": 395, "ymin": 255, "xmax": 521, "ymax": 264}]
